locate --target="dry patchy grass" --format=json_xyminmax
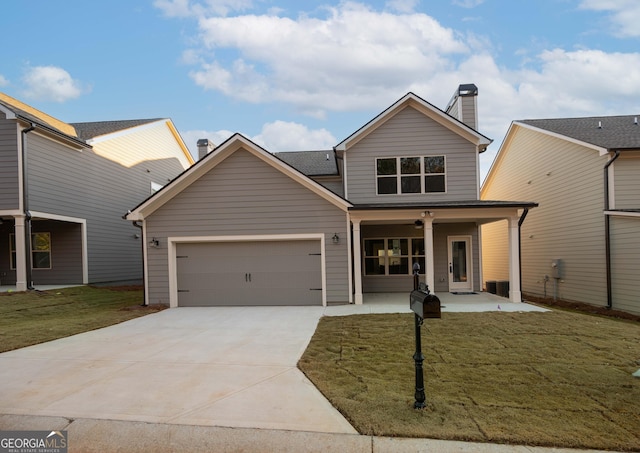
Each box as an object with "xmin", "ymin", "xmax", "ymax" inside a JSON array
[
  {"xmin": 298, "ymin": 311, "xmax": 640, "ymax": 451},
  {"xmin": 0, "ymin": 286, "xmax": 165, "ymax": 353}
]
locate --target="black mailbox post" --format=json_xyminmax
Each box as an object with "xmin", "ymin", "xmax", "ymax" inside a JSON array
[{"xmin": 409, "ymin": 280, "xmax": 441, "ymax": 409}]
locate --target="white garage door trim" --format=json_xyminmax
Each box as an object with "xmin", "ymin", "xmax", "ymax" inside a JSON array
[{"xmin": 167, "ymin": 234, "xmax": 327, "ymax": 308}]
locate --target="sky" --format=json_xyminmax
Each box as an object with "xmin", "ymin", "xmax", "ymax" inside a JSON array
[{"xmin": 1, "ymin": 0, "xmax": 639, "ymax": 179}]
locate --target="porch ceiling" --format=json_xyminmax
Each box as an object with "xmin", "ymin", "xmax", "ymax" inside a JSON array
[{"xmin": 349, "ymin": 201, "xmax": 537, "ymax": 225}]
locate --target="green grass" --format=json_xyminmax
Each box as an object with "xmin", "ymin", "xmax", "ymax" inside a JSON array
[
  {"xmin": 0, "ymin": 286, "xmax": 164, "ymax": 353},
  {"xmin": 298, "ymin": 311, "xmax": 640, "ymax": 451}
]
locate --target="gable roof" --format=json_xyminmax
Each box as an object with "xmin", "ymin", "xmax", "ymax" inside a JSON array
[
  {"xmin": 125, "ymin": 133, "xmax": 351, "ymax": 221},
  {"xmin": 519, "ymin": 115, "xmax": 640, "ymax": 150},
  {"xmin": 334, "ymin": 92, "xmax": 492, "ymax": 152},
  {"xmin": 273, "ymin": 150, "xmax": 338, "ymax": 176},
  {"xmin": 71, "ymin": 119, "xmax": 163, "ymax": 140}
]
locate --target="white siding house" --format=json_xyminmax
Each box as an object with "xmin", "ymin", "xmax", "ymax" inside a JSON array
[{"xmin": 482, "ymin": 116, "xmax": 640, "ymax": 315}]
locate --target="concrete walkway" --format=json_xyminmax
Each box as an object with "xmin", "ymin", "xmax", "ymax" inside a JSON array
[{"xmin": 3, "ymin": 294, "xmax": 611, "ymax": 452}]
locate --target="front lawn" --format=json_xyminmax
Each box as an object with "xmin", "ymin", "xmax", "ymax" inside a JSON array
[
  {"xmin": 0, "ymin": 286, "xmax": 164, "ymax": 353},
  {"xmin": 298, "ymin": 310, "xmax": 640, "ymax": 451}
]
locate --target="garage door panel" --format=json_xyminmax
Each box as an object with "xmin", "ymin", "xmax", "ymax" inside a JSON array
[{"xmin": 176, "ymin": 240, "xmax": 323, "ymax": 306}]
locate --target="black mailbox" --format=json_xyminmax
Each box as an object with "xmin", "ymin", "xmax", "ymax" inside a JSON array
[{"xmin": 410, "ymin": 289, "xmax": 441, "ymax": 319}]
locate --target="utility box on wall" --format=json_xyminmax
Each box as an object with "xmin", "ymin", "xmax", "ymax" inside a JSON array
[{"xmin": 551, "ymin": 259, "xmax": 562, "ymax": 279}]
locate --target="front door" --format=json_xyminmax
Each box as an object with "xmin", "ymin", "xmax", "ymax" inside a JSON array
[{"xmin": 447, "ymin": 236, "xmax": 472, "ymax": 292}]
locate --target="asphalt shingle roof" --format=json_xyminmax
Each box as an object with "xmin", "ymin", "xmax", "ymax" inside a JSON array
[
  {"xmin": 520, "ymin": 115, "xmax": 640, "ymax": 150},
  {"xmin": 274, "ymin": 150, "xmax": 338, "ymax": 176},
  {"xmin": 71, "ymin": 119, "xmax": 163, "ymax": 140}
]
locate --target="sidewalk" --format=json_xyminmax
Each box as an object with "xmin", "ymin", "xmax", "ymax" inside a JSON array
[{"xmin": 0, "ymin": 415, "xmax": 616, "ymax": 453}]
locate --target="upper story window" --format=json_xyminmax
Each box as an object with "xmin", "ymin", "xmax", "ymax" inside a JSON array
[{"xmin": 376, "ymin": 156, "xmax": 446, "ymax": 195}]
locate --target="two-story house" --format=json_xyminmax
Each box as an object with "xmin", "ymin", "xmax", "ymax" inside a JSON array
[
  {"xmin": 0, "ymin": 92, "xmax": 194, "ymax": 291},
  {"xmin": 481, "ymin": 115, "xmax": 640, "ymax": 315},
  {"xmin": 125, "ymin": 86, "xmax": 537, "ymax": 307}
]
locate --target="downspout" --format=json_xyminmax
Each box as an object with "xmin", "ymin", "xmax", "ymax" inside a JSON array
[
  {"xmin": 21, "ymin": 123, "xmax": 36, "ymax": 290},
  {"xmin": 604, "ymin": 150, "xmax": 620, "ymax": 309},
  {"xmin": 517, "ymin": 208, "xmax": 529, "ymax": 298},
  {"xmin": 131, "ymin": 220, "xmax": 147, "ymax": 306}
]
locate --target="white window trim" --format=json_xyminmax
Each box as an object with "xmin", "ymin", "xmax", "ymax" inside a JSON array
[{"xmin": 375, "ymin": 155, "xmax": 447, "ymax": 195}]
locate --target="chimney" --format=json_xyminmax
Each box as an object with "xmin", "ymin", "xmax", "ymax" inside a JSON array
[
  {"xmin": 445, "ymin": 83, "xmax": 478, "ymax": 130},
  {"xmin": 197, "ymin": 138, "xmax": 214, "ymax": 160}
]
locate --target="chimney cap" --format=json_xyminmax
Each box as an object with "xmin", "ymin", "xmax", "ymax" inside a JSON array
[
  {"xmin": 458, "ymin": 83, "xmax": 478, "ymax": 96},
  {"xmin": 197, "ymin": 138, "xmax": 211, "ymax": 146}
]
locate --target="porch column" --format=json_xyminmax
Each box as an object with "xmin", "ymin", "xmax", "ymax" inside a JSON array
[
  {"xmin": 423, "ymin": 218, "xmax": 435, "ymax": 293},
  {"xmin": 13, "ymin": 215, "xmax": 28, "ymax": 292},
  {"xmin": 508, "ymin": 216, "xmax": 522, "ymax": 303},
  {"xmin": 353, "ymin": 219, "xmax": 363, "ymax": 304}
]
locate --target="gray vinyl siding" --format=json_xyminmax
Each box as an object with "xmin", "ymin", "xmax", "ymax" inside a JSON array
[
  {"xmin": 0, "ymin": 119, "xmax": 19, "ymax": 210},
  {"xmin": 459, "ymin": 96, "xmax": 477, "ymax": 130},
  {"xmin": 361, "ymin": 222, "xmax": 480, "ymax": 294},
  {"xmin": 610, "ymin": 216, "xmax": 640, "ymax": 314},
  {"xmin": 145, "ymin": 148, "xmax": 350, "ymax": 305},
  {"xmin": 482, "ymin": 126, "xmax": 608, "ymax": 306},
  {"xmin": 24, "ymin": 131, "xmax": 186, "ymax": 284},
  {"xmin": 346, "ymin": 106, "xmax": 479, "ymax": 204},
  {"xmin": 312, "ymin": 177, "xmax": 344, "ymax": 197},
  {"xmin": 614, "ymin": 154, "xmax": 640, "ymax": 210}
]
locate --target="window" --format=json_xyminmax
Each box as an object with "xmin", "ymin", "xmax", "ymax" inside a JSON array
[
  {"xmin": 424, "ymin": 156, "xmax": 446, "ymax": 193},
  {"xmin": 364, "ymin": 238, "xmax": 425, "ymax": 275},
  {"xmin": 376, "ymin": 156, "xmax": 446, "ymax": 194},
  {"xmin": 10, "ymin": 233, "xmax": 52, "ymax": 270}
]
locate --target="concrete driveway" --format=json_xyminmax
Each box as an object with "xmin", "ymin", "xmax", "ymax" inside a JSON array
[{"xmin": 0, "ymin": 307, "xmax": 356, "ymax": 434}]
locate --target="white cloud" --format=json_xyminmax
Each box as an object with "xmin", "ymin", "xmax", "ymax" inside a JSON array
[
  {"xmin": 180, "ymin": 121, "xmax": 335, "ymax": 159},
  {"xmin": 160, "ymin": 1, "xmax": 640, "ymax": 178},
  {"xmin": 21, "ymin": 66, "xmax": 87, "ymax": 102},
  {"xmin": 189, "ymin": 2, "xmax": 468, "ymax": 114},
  {"xmin": 0, "ymin": 74, "xmax": 8, "ymax": 87},
  {"xmin": 252, "ymin": 121, "xmax": 336, "ymax": 151},
  {"xmin": 579, "ymin": 0, "xmax": 640, "ymax": 37}
]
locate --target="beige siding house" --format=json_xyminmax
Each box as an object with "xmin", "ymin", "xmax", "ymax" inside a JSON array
[
  {"xmin": 127, "ymin": 86, "xmax": 537, "ymax": 307},
  {"xmin": 0, "ymin": 92, "xmax": 193, "ymax": 290},
  {"xmin": 482, "ymin": 116, "xmax": 640, "ymax": 315}
]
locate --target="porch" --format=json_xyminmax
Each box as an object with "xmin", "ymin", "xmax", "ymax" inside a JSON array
[{"xmin": 324, "ymin": 291, "xmax": 548, "ymax": 316}]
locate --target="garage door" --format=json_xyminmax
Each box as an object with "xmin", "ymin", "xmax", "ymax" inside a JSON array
[{"xmin": 176, "ymin": 240, "xmax": 323, "ymax": 306}]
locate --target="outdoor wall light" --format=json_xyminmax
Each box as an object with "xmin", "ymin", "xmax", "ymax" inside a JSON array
[
  {"xmin": 149, "ymin": 237, "xmax": 160, "ymax": 247},
  {"xmin": 414, "ymin": 220, "xmax": 424, "ymax": 229},
  {"xmin": 332, "ymin": 233, "xmax": 340, "ymax": 244}
]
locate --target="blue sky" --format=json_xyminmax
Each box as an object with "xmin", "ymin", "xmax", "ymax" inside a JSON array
[{"xmin": 1, "ymin": 0, "xmax": 639, "ymax": 178}]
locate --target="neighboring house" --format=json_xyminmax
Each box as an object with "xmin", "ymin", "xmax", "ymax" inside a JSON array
[
  {"xmin": 0, "ymin": 92, "xmax": 194, "ymax": 291},
  {"xmin": 481, "ymin": 116, "xmax": 640, "ymax": 315},
  {"xmin": 126, "ymin": 85, "xmax": 537, "ymax": 307}
]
